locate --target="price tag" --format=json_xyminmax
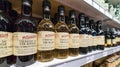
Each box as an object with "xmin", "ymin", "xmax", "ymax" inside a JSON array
[
  {"xmin": 86, "ymin": 55, "xmax": 94, "ymax": 63},
  {"xmin": 103, "ymin": 51, "xmax": 108, "ymax": 56}
]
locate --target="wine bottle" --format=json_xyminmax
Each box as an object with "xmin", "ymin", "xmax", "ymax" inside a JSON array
[
  {"xmin": 55, "ymin": 5, "xmax": 69, "ymax": 59},
  {"xmin": 79, "ymin": 13, "xmax": 88, "ymax": 54},
  {"xmin": 96, "ymin": 21, "xmax": 104, "ymax": 50},
  {"xmin": 13, "ymin": 0, "xmax": 37, "ymax": 66},
  {"xmin": 0, "ymin": 0, "xmax": 12, "ymax": 67},
  {"xmin": 37, "ymin": 0, "xmax": 55, "ymax": 62},
  {"xmin": 90, "ymin": 19, "xmax": 97, "ymax": 51},
  {"xmin": 85, "ymin": 16, "xmax": 92, "ymax": 52},
  {"xmin": 68, "ymin": 10, "xmax": 79, "ymax": 56},
  {"xmin": 106, "ymin": 28, "xmax": 111, "ymax": 47}
]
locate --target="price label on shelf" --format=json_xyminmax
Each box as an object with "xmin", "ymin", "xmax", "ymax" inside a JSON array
[
  {"xmin": 86, "ymin": 55, "xmax": 94, "ymax": 63},
  {"xmin": 103, "ymin": 51, "xmax": 108, "ymax": 57}
]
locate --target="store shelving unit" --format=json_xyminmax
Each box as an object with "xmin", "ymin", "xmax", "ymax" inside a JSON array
[
  {"xmin": 11, "ymin": 46, "xmax": 120, "ymax": 67},
  {"xmin": 9, "ymin": 0, "xmax": 120, "ymax": 67}
]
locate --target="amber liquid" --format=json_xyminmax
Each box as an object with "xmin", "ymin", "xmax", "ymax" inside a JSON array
[
  {"xmin": 55, "ymin": 22, "xmax": 69, "ymax": 59},
  {"xmin": 37, "ymin": 19, "xmax": 54, "ymax": 62},
  {"xmin": 69, "ymin": 24, "xmax": 79, "ymax": 56}
]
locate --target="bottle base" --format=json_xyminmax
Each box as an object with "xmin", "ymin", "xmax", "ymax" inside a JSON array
[
  {"xmin": 15, "ymin": 54, "xmax": 36, "ymax": 67},
  {"xmin": 69, "ymin": 48, "xmax": 79, "ymax": 57},
  {"xmin": 79, "ymin": 47, "xmax": 88, "ymax": 54},
  {"xmin": 37, "ymin": 50, "xmax": 54, "ymax": 62},
  {"xmin": 55, "ymin": 49, "xmax": 69, "ymax": 59},
  {"xmin": 88, "ymin": 46, "xmax": 92, "ymax": 52},
  {"xmin": 97, "ymin": 45, "xmax": 104, "ymax": 50}
]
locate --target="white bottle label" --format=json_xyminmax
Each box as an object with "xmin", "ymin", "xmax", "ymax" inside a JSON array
[
  {"xmin": 100, "ymin": 36, "xmax": 105, "ymax": 45},
  {"xmin": 38, "ymin": 31, "xmax": 55, "ymax": 51},
  {"xmin": 89, "ymin": 35, "xmax": 92, "ymax": 46},
  {"xmin": 56, "ymin": 32, "xmax": 69, "ymax": 49},
  {"xmin": 79, "ymin": 34, "xmax": 89, "ymax": 47},
  {"xmin": 13, "ymin": 32, "xmax": 37, "ymax": 56},
  {"xmin": 113, "ymin": 39, "xmax": 116, "ymax": 44},
  {"xmin": 93, "ymin": 36, "xmax": 97, "ymax": 46},
  {"xmin": 70, "ymin": 34, "xmax": 79, "ymax": 48},
  {"xmin": 107, "ymin": 39, "xmax": 111, "ymax": 44},
  {"xmin": 0, "ymin": 32, "xmax": 12, "ymax": 58}
]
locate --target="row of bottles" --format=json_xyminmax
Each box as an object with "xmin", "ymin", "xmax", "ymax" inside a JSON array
[{"xmin": 0, "ymin": 0, "xmax": 120, "ymax": 67}]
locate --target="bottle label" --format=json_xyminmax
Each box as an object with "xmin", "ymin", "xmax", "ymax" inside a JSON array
[
  {"xmin": 79, "ymin": 34, "xmax": 88, "ymax": 47},
  {"xmin": 89, "ymin": 35, "xmax": 92, "ymax": 46},
  {"xmin": 38, "ymin": 31, "xmax": 55, "ymax": 51},
  {"xmin": 0, "ymin": 32, "xmax": 12, "ymax": 58},
  {"xmin": 69, "ymin": 34, "xmax": 79, "ymax": 48},
  {"xmin": 93, "ymin": 36, "xmax": 97, "ymax": 46},
  {"xmin": 100, "ymin": 36, "xmax": 105, "ymax": 45},
  {"xmin": 96, "ymin": 36, "xmax": 104, "ymax": 45},
  {"xmin": 107, "ymin": 39, "xmax": 111, "ymax": 44},
  {"xmin": 13, "ymin": 32, "xmax": 37, "ymax": 56},
  {"xmin": 113, "ymin": 39, "xmax": 116, "ymax": 44},
  {"xmin": 56, "ymin": 32, "xmax": 69, "ymax": 49}
]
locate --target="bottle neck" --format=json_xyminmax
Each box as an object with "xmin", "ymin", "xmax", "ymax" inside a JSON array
[
  {"xmin": 21, "ymin": 1, "xmax": 32, "ymax": 17},
  {"xmin": 70, "ymin": 18, "xmax": 76, "ymax": 24},
  {"xmin": 43, "ymin": 6, "xmax": 50, "ymax": 20},
  {"xmin": 79, "ymin": 17, "xmax": 85, "ymax": 28},
  {"xmin": 59, "ymin": 15, "xmax": 65, "ymax": 22}
]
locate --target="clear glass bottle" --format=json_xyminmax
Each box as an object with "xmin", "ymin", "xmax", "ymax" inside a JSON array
[
  {"xmin": 13, "ymin": 0, "xmax": 37, "ymax": 66},
  {"xmin": 55, "ymin": 6, "xmax": 69, "ymax": 59},
  {"xmin": 96, "ymin": 21, "xmax": 104, "ymax": 50},
  {"xmin": 37, "ymin": 0, "xmax": 55, "ymax": 62},
  {"xmin": 68, "ymin": 10, "xmax": 79, "ymax": 56},
  {"xmin": 78, "ymin": 13, "xmax": 88, "ymax": 54}
]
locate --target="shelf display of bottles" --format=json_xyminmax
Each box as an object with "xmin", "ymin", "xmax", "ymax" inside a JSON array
[{"xmin": 0, "ymin": 0, "xmax": 120, "ymax": 67}]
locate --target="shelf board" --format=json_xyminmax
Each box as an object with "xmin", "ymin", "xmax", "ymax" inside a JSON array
[
  {"xmin": 55, "ymin": 0, "xmax": 120, "ymax": 29},
  {"xmin": 9, "ymin": 0, "xmax": 120, "ymax": 29},
  {"xmin": 11, "ymin": 46, "xmax": 120, "ymax": 67}
]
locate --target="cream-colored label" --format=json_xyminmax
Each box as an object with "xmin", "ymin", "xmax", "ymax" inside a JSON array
[
  {"xmin": 93, "ymin": 36, "xmax": 97, "ymax": 46},
  {"xmin": 13, "ymin": 32, "xmax": 37, "ymax": 56},
  {"xmin": 0, "ymin": 32, "xmax": 12, "ymax": 58},
  {"xmin": 113, "ymin": 39, "xmax": 116, "ymax": 44},
  {"xmin": 56, "ymin": 32, "xmax": 69, "ymax": 49},
  {"xmin": 89, "ymin": 35, "xmax": 92, "ymax": 46},
  {"xmin": 100, "ymin": 36, "xmax": 105, "ymax": 45},
  {"xmin": 96, "ymin": 36, "xmax": 105, "ymax": 45},
  {"xmin": 96, "ymin": 36, "xmax": 101, "ymax": 45},
  {"xmin": 117, "ymin": 37, "xmax": 120, "ymax": 42},
  {"xmin": 79, "ymin": 34, "xmax": 89, "ymax": 47},
  {"xmin": 38, "ymin": 31, "xmax": 55, "ymax": 51},
  {"xmin": 69, "ymin": 34, "xmax": 79, "ymax": 48},
  {"xmin": 107, "ymin": 39, "xmax": 111, "ymax": 44}
]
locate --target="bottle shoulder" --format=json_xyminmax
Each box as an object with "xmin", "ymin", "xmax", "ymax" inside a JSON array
[
  {"xmin": 55, "ymin": 21, "xmax": 69, "ymax": 32},
  {"xmin": 68, "ymin": 24, "xmax": 79, "ymax": 33},
  {"xmin": 37, "ymin": 19, "xmax": 54, "ymax": 31}
]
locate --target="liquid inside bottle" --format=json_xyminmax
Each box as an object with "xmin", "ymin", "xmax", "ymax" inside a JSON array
[
  {"xmin": 68, "ymin": 10, "xmax": 79, "ymax": 56},
  {"xmin": 37, "ymin": 0, "xmax": 55, "ymax": 62},
  {"xmin": 55, "ymin": 6, "xmax": 69, "ymax": 59}
]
